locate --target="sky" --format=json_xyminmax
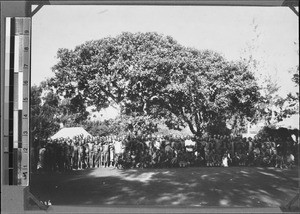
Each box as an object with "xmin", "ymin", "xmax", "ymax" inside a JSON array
[{"xmin": 31, "ymin": 5, "xmax": 299, "ymax": 120}]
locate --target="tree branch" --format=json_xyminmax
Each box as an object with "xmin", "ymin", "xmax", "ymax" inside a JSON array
[
  {"xmin": 180, "ymin": 107, "xmax": 196, "ymax": 134},
  {"xmin": 98, "ymin": 84, "xmax": 118, "ymax": 103}
]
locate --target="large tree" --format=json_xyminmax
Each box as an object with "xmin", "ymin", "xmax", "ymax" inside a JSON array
[{"xmin": 48, "ymin": 32, "xmax": 260, "ymax": 136}]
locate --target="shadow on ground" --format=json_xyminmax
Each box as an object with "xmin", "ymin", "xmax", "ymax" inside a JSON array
[{"xmin": 30, "ymin": 166, "xmax": 299, "ymax": 208}]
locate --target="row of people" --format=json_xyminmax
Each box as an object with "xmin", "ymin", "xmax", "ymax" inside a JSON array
[{"xmin": 34, "ymin": 133, "xmax": 298, "ymax": 172}]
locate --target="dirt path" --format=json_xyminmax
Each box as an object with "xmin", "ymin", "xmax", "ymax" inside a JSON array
[{"xmin": 30, "ymin": 167, "xmax": 299, "ymax": 208}]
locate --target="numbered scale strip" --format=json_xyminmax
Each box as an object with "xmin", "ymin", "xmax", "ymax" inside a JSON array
[{"xmin": 5, "ymin": 17, "xmax": 31, "ymax": 186}]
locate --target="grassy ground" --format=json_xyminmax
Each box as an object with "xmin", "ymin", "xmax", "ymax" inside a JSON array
[{"xmin": 30, "ymin": 166, "xmax": 299, "ymax": 208}]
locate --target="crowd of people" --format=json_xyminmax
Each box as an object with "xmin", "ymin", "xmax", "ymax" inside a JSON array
[{"xmin": 33, "ymin": 132, "xmax": 298, "ymax": 173}]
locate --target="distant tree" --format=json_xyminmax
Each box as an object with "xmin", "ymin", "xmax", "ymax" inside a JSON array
[
  {"xmin": 284, "ymin": 65, "xmax": 299, "ymax": 114},
  {"xmin": 292, "ymin": 69, "xmax": 299, "ymax": 86},
  {"xmin": 240, "ymin": 18, "xmax": 263, "ymax": 78},
  {"xmin": 58, "ymin": 96, "xmax": 90, "ymax": 127},
  {"xmin": 48, "ymin": 32, "xmax": 260, "ymax": 137},
  {"xmin": 254, "ymin": 67, "xmax": 299, "ymax": 126},
  {"xmin": 83, "ymin": 119, "xmax": 123, "ymax": 136},
  {"xmin": 30, "ymin": 85, "xmax": 60, "ymax": 146},
  {"xmin": 40, "ymin": 79, "xmax": 90, "ymax": 127},
  {"xmin": 31, "ymin": 81, "xmax": 90, "ymax": 146},
  {"xmin": 83, "ymin": 115, "xmax": 158, "ymax": 137}
]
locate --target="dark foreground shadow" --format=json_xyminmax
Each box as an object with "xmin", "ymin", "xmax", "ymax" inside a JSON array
[{"xmin": 30, "ymin": 167, "xmax": 299, "ymax": 208}]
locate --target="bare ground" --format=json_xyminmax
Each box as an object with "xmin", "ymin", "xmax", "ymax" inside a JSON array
[{"xmin": 29, "ymin": 166, "xmax": 299, "ymax": 208}]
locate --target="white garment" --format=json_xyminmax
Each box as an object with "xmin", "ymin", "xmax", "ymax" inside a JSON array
[
  {"xmin": 185, "ymin": 139, "xmax": 196, "ymax": 147},
  {"xmin": 185, "ymin": 139, "xmax": 195, "ymax": 152},
  {"xmin": 114, "ymin": 140, "xmax": 122, "ymax": 154},
  {"xmin": 222, "ymin": 156, "xmax": 228, "ymax": 167},
  {"xmin": 186, "ymin": 147, "xmax": 193, "ymax": 152},
  {"xmin": 154, "ymin": 141, "xmax": 161, "ymax": 149},
  {"xmin": 88, "ymin": 142, "xmax": 93, "ymax": 151}
]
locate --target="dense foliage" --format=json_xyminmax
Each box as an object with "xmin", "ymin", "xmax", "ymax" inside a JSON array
[
  {"xmin": 46, "ymin": 32, "xmax": 260, "ymax": 137},
  {"xmin": 31, "ymin": 85, "xmax": 60, "ymax": 145}
]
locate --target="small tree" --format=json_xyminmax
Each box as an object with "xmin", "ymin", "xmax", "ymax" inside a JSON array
[{"xmin": 30, "ymin": 85, "xmax": 60, "ymax": 145}]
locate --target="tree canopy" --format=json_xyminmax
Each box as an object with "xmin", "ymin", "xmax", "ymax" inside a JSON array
[{"xmin": 47, "ymin": 32, "xmax": 260, "ymax": 136}]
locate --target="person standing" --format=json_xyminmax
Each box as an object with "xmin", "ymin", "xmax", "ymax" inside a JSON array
[
  {"xmin": 102, "ymin": 137, "xmax": 109, "ymax": 168},
  {"xmin": 109, "ymin": 138, "xmax": 115, "ymax": 167},
  {"xmin": 184, "ymin": 135, "xmax": 196, "ymax": 165},
  {"xmin": 114, "ymin": 136, "xmax": 123, "ymax": 168},
  {"xmin": 37, "ymin": 143, "xmax": 46, "ymax": 172},
  {"xmin": 72, "ymin": 140, "xmax": 79, "ymax": 169},
  {"xmin": 64, "ymin": 140, "xmax": 72, "ymax": 171},
  {"xmin": 87, "ymin": 138, "xmax": 94, "ymax": 168},
  {"xmin": 222, "ymin": 150, "xmax": 230, "ymax": 167},
  {"xmin": 78, "ymin": 140, "xmax": 84, "ymax": 170},
  {"xmin": 57, "ymin": 140, "xmax": 65, "ymax": 172}
]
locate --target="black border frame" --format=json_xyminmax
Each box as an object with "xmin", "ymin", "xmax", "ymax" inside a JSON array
[{"xmin": 1, "ymin": 0, "xmax": 299, "ymax": 213}]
